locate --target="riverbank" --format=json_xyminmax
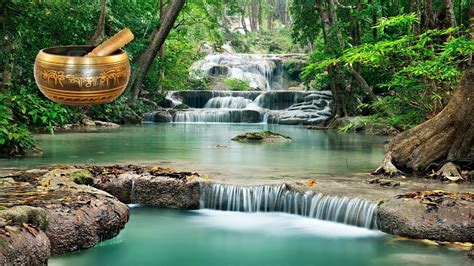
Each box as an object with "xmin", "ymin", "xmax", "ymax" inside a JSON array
[{"xmin": 1, "ymin": 164, "xmax": 472, "ymax": 264}]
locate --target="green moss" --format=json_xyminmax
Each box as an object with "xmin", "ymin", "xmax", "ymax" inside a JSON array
[
  {"xmin": 70, "ymin": 170, "xmax": 94, "ymax": 186},
  {"xmin": 0, "ymin": 206, "xmax": 49, "ymax": 231}
]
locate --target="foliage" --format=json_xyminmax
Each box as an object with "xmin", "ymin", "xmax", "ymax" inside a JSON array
[
  {"xmin": 224, "ymin": 78, "xmax": 250, "ymax": 91},
  {"xmin": 0, "ymin": 103, "xmax": 39, "ymax": 156},
  {"xmin": 283, "ymin": 59, "xmax": 307, "ymax": 82},
  {"xmin": 0, "ymin": 0, "xmax": 222, "ymax": 155},
  {"xmin": 292, "ymin": 0, "xmax": 474, "ymax": 130},
  {"xmin": 230, "ymin": 27, "xmax": 300, "ymax": 53}
]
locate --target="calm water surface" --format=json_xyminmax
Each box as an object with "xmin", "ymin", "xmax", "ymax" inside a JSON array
[
  {"xmin": 49, "ymin": 207, "xmax": 469, "ymax": 266},
  {"xmin": 0, "ymin": 123, "xmax": 386, "ymax": 180}
]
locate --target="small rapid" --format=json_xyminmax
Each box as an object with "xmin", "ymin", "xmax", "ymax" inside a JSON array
[{"xmin": 200, "ymin": 183, "xmax": 378, "ymax": 229}]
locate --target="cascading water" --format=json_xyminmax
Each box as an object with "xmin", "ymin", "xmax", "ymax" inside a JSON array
[
  {"xmin": 204, "ymin": 96, "xmax": 253, "ymax": 109},
  {"xmin": 157, "ymin": 90, "xmax": 333, "ymax": 124},
  {"xmin": 191, "ymin": 54, "xmax": 279, "ymax": 90},
  {"xmin": 200, "ymin": 183, "xmax": 378, "ymax": 229}
]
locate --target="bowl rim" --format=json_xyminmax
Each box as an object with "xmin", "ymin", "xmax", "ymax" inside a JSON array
[{"xmin": 36, "ymin": 45, "xmax": 128, "ymax": 65}]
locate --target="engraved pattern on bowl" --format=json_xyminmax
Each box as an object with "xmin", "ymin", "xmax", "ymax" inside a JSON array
[{"xmin": 34, "ymin": 46, "xmax": 130, "ymax": 106}]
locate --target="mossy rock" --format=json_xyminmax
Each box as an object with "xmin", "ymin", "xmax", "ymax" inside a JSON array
[
  {"xmin": 0, "ymin": 206, "xmax": 49, "ymax": 231},
  {"xmin": 70, "ymin": 169, "xmax": 94, "ymax": 185},
  {"xmin": 231, "ymin": 131, "xmax": 292, "ymax": 143}
]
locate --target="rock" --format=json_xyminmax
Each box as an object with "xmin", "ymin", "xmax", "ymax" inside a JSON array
[
  {"xmin": 0, "ymin": 224, "xmax": 50, "ymax": 265},
  {"xmin": 45, "ymin": 194, "xmax": 129, "ymax": 254},
  {"xmin": 57, "ymin": 117, "xmax": 120, "ymax": 131},
  {"xmin": 377, "ymin": 197, "xmax": 474, "ymax": 243},
  {"xmin": 368, "ymin": 178, "xmax": 400, "ymax": 187},
  {"xmin": 264, "ymin": 91, "xmax": 333, "ymax": 125},
  {"xmin": 0, "ymin": 206, "xmax": 49, "ymax": 231},
  {"xmin": 93, "ymin": 120, "xmax": 120, "ymax": 128},
  {"xmin": 0, "ymin": 168, "xmax": 130, "ymax": 256},
  {"xmin": 174, "ymin": 103, "xmax": 190, "ymax": 110},
  {"xmin": 93, "ymin": 170, "xmax": 200, "ymax": 209},
  {"xmin": 144, "ymin": 110, "xmax": 172, "ymax": 123},
  {"xmin": 134, "ymin": 176, "xmax": 200, "ymax": 209},
  {"xmin": 469, "ymin": 246, "xmax": 474, "ymax": 259},
  {"xmin": 93, "ymin": 173, "xmax": 138, "ymax": 204},
  {"xmin": 232, "ymin": 131, "xmax": 292, "ymax": 143},
  {"xmin": 240, "ymin": 110, "xmax": 261, "ymax": 123}
]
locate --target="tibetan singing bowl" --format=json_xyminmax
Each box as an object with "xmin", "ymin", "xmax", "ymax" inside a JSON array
[{"xmin": 34, "ymin": 46, "xmax": 130, "ymax": 106}]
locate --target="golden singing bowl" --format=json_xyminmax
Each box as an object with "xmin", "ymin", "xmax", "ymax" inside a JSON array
[{"xmin": 34, "ymin": 45, "xmax": 130, "ymax": 106}]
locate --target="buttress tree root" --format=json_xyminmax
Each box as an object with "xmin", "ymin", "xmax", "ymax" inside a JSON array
[{"xmin": 374, "ymin": 66, "xmax": 474, "ymax": 180}]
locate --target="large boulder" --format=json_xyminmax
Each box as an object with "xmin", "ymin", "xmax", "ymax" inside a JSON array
[
  {"xmin": 134, "ymin": 176, "xmax": 200, "ymax": 209},
  {"xmin": 92, "ymin": 165, "xmax": 201, "ymax": 209},
  {"xmin": 0, "ymin": 221, "xmax": 50, "ymax": 265},
  {"xmin": 0, "ymin": 168, "xmax": 129, "ymax": 256}
]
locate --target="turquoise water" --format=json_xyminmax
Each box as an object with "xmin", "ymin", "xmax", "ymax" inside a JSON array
[
  {"xmin": 0, "ymin": 124, "xmax": 386, "ymax": 180},
  {"xmin": 49, "ymin": 207, "xmax": 469, "ymax": 266}
]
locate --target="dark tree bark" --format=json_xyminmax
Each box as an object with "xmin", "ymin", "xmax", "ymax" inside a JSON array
[
  {"xmin": 438, "ymin": 0, "xmax": 456, "ymax": 28},
  {"xmin": 128, "ymin": 0, "xmax": 185, "ymax": 103},
  {"xmin": 89, "ymin": 0, "xmax": 107, "ymax": 45},
  {"xmin": 375, "ymin": 67, "xmax": 474, "ymax": 175},
  {"xmin": 409, "ymin": 0, "xmax": 421, "ymax": 34},
  {"xmin": 423, "ymin": 0, "xmax": 437, "ymax": 30}
]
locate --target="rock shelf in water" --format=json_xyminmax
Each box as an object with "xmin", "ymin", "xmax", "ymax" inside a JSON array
[{"xmin": 231, "ymin": 131, "xmax": 292, "ymax": 143}]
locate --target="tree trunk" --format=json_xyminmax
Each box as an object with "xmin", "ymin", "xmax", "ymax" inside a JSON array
[
  {"xmin": 158, "ymin": 0, "xmax": 166, "ymax": 93},
  {"xmin": 267, "ymin": 0, "xmax": 273, "ymax": 31},
  {"xmin": 375, "ymin": 67, "xmax": 474, "ymax": 175},
  {"xmin": 423, "ymin": 0, "xmax": 437, "ymax": 30},
  {"xmin": 410, "ymin": 0, "xmax": 421, "ymax": 34},
  {"xmin": 438, "ymin": 0, "xmax": 456, "ymax": 28},
  {"xmin": 128, "ymin": 0, "xmax": 185, "ymax": 103},
  {"xmin": 89, "ymin": 0, "xmax": 107, "ymax": 45},
  {"xmin": 257, "ymin": 0, "xmax": 262, "ymax": 30}
]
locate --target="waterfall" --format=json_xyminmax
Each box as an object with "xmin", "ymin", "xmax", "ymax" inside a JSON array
[
  {"xmin": 200, "ymin": 183, "xmax": 378, "ymax": 229},
  {"xmin": 155, "ymin": 90, "xmax": 333, "ymax": 125},
  {"xmin": 166, "ymin": 91, "xmax": 182, "ymax": 107},
  {"xmin": 130, "ymin": 179, "xmax": 136, "ymax": 203},
  {"xmin": 191, "ymin": 54, "xmax": 280, "ymax": 90},
  {"xmin": 174, "ymin": 109, "xmax": 262, "ymax": 123},
  {"xmin": 204, "ymin": 96, "xmax": 253, "ymax": 109}
]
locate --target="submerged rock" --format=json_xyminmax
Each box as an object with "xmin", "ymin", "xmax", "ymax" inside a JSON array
[{"xmin": 231, "ymin": 131, "xmax": 292, "ymax": 143}]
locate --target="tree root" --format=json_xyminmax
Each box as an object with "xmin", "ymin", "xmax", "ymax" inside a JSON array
[
  {"xmin": 373, "ymin": 152, "xmax": 402, "ymax": 176},
  {"xmin": 430, "ymin": 162, "xmax": 464, "ymax": 182}
]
